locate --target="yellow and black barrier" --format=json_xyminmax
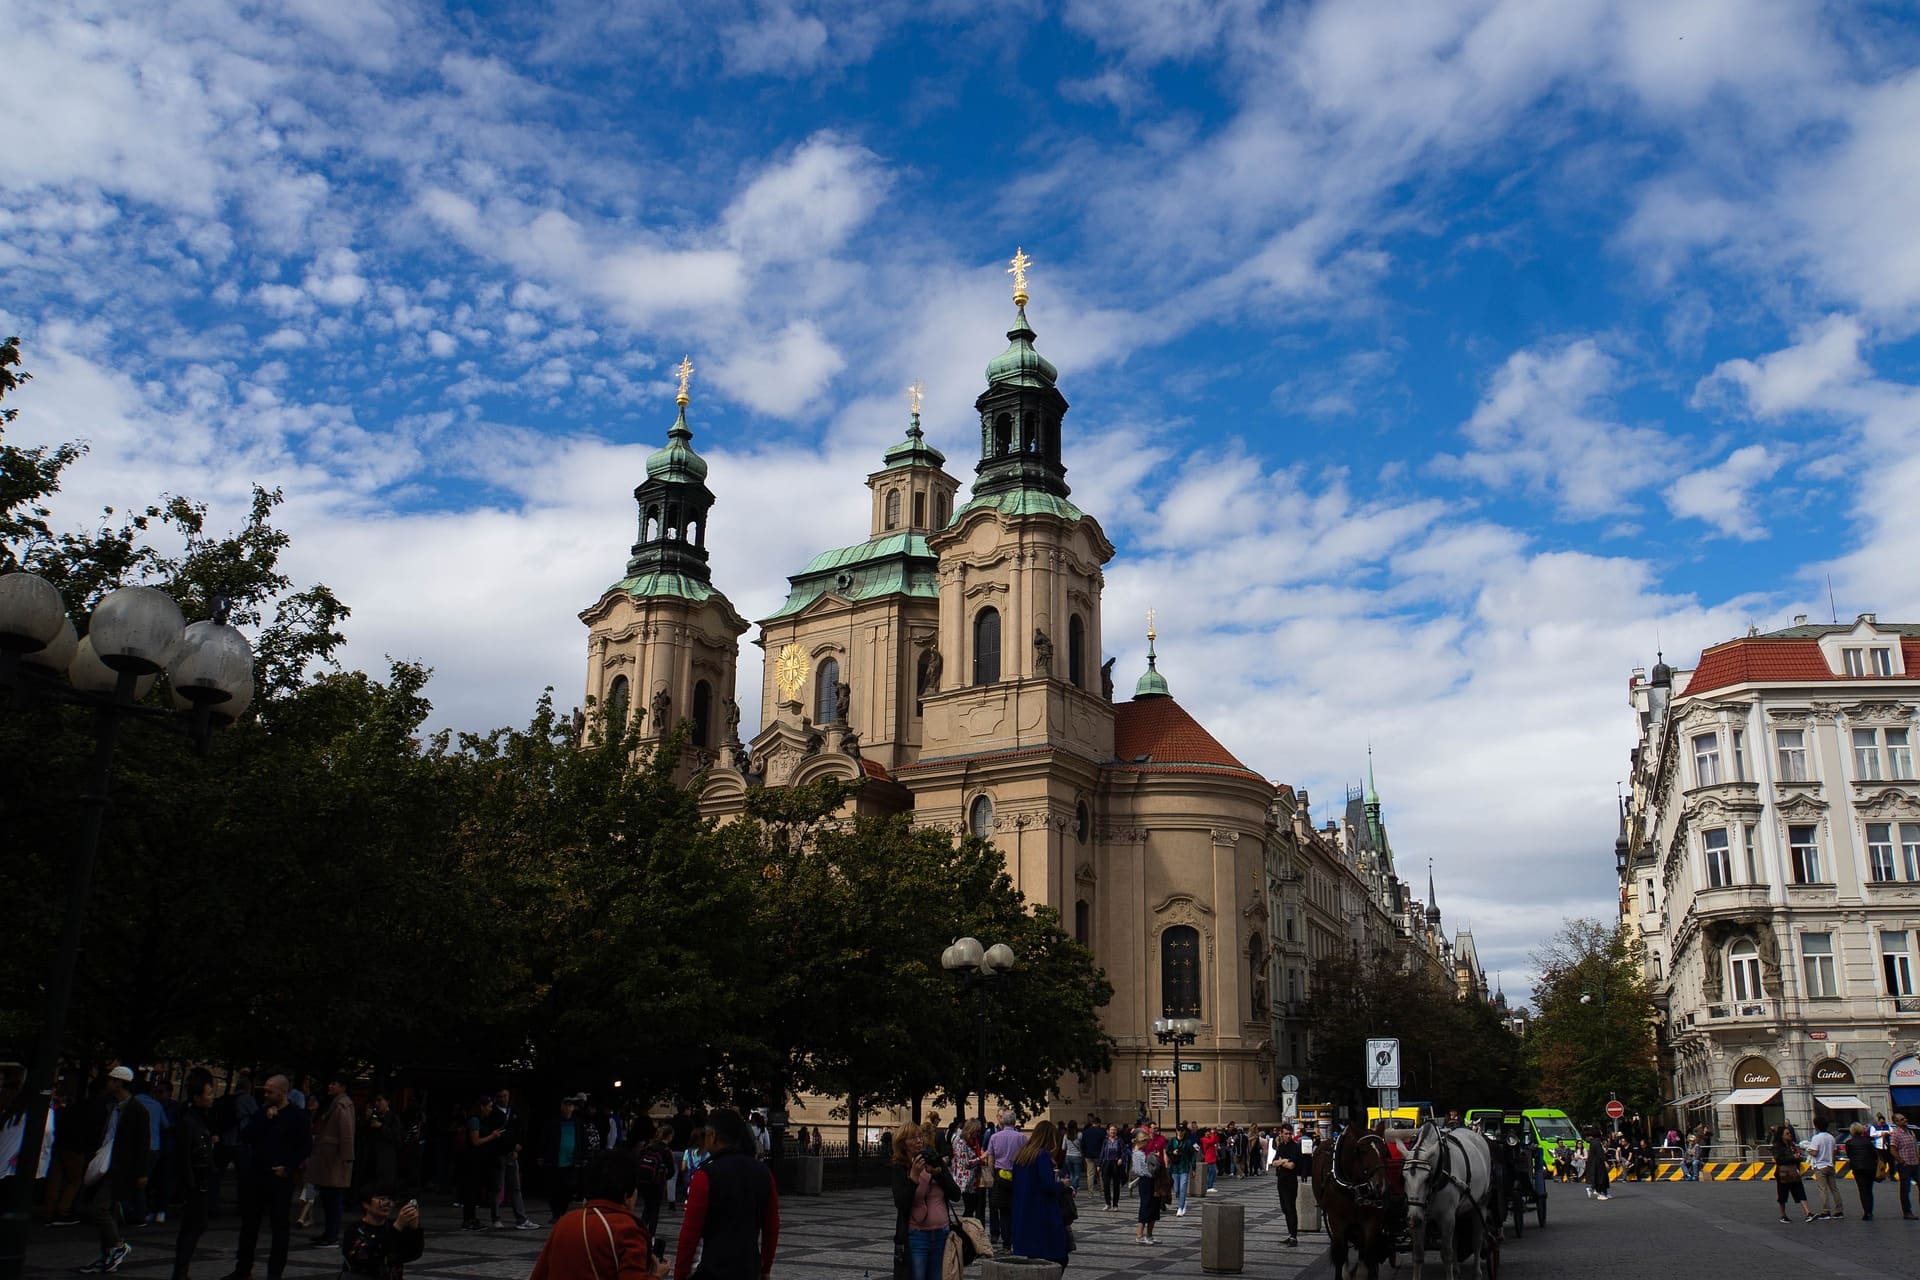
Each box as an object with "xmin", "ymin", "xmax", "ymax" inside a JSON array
[{"xmin": 1551, "ymin": 1159, "xmax": 1874, "ymax": 1183}]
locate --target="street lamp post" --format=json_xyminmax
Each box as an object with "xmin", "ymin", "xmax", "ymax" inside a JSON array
[
  {"xmin": 1152, "ymin": 1018, "xmax": 1200, "ymax": 1130},
  {"xmin": 0, "ymin": 572, "xmax": 254, "ymax": 1280},
  {"xmin": 1579, "ymin": 983, "xmax": 1619, "ymax": 1135},
  {"xmin": 942, "ymin": 937, "xmax": 1015, "ymax": 1130}
]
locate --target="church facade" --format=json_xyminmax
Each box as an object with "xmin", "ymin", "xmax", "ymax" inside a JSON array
[{"xmin": 581, "ymin": 280, "xmax": 1297, "ymax": 1123}]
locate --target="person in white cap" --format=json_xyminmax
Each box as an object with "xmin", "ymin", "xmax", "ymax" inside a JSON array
[{"xmin": 76, "ymin": 1066, "xmax": 150, "ymax": 1274}]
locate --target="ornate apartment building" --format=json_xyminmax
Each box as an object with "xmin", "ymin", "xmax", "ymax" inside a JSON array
[{"xmin": 1622, "ymin": 615, "xmax": 1920, "ymax": 1148}]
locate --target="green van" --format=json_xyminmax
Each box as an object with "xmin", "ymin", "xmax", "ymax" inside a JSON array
[{"xmin": 1463, "ymin": 1108, "xmax": 1581, "ymax": 1160}]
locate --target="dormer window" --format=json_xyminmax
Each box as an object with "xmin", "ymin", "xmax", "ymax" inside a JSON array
[
  {"xmin": 1844, "ymin": 648, "xmax": 1866, "ymax": 677},
  {"xmin": 1873, "ymin": 647, "xmax": 1895, "ymax": 676}
]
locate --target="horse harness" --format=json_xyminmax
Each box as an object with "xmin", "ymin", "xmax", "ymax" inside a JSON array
[
  {"xmin": 1401, "ymin": 1127, "xmax": 1493, "ymax": 1249},
  {"xmin": 1328, "ymin": 1131, "xmax": 1394, "ymax": 1207}
]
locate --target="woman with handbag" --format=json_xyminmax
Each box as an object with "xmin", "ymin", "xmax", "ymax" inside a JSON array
[
  {"xmin": 1009, "ymin": 1121, "xmax": 1070, "ymax": 1273},
  {"xmin": 890, "ymin": 1124, "xmax": 960, "ymax": 1280},
  {"xmin": 950, "ymin": 1120, "xmax": 985, "ymax": 1224},
  {"xmin": 527, "ymin": 1150, "xmax": 667, "ymax": 1280},
  {"xmin": 1771, "ymin": 1123, "xmax": 1812, "ymax": 1223},
  {"xmin": 1131, "ymin": 1133, "xmax": 1163, "ymax": 1245}
]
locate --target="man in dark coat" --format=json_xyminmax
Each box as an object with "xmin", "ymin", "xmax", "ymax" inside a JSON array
[
  {"xmin": 170, "ymin": 1068, "xmax": 219, "ymax": 1280},
  {"xmin": 673, "ymin": 1110, "xmax": 779, "ymax": 1280},
  {"xmin": 1271, "ymin": 1122, "xmax": 1304, "ymax": 1247},
  {"xmin": 76, "ymin": 1066, "xmax": 150, "ymax": 1274},
  {"xmin": 221, "ymin": 1074, "xmax": 312, "ymax": 1280}
]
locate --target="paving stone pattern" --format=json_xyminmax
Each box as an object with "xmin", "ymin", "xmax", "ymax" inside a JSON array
[{"xmin": 25, "ymin": 1171, "xmax": 1320, "ymax": 1280}]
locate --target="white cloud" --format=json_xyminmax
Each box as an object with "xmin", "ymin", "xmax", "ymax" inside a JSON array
[
  {"xmin": 1663, "ymin": 444, "xmax": 1782, "ymax": 541},
  {"xmin": 426, "ymin": 330, "xmax": 458, "ymax": 358},
  {"xmin": 1700, "ymin": 315, "xmax": 1868, "ymax": 418},
  {"xmin": 724, "ymin": 135, "xmax": 887, "ymax": 265},
  {"xmin": 710, "ymin": 321, "xmax": 845, "ymax": 417}
]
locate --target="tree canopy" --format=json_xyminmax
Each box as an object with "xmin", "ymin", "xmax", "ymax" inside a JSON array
[{"xmin": 1524, "ymin": 918, "xmax": 1660, "ymax": 1130}]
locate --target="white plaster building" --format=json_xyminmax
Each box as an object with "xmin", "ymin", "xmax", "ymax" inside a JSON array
[{"xmin": 1623, "ymin": 614, "xmax": 1920, "ymax": 1150}]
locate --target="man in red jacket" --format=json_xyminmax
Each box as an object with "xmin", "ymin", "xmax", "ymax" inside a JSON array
[
  {"xmin": 529, "ymin": 1151, "xmax": 667, "ymax": 1280},
  {"xmin": 674, "ymin": 1111, "xmax": 778, "ymax": 1280}
]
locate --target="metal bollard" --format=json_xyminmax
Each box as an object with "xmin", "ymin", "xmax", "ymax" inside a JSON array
[{"xmin": 1202, "ymin": 1199, "xmax": 1246, "ymax": 1273}]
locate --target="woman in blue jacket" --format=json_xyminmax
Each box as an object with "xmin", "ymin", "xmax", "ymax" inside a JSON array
[{"xmin": 1009, "ymin": 1121, "xmax": 1071, "ymax": 1272}]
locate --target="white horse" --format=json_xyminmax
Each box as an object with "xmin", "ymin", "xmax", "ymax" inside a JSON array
[{"xmin": 1401, "ymin": 1120, "xmax": 1494, "ymax": 1280}]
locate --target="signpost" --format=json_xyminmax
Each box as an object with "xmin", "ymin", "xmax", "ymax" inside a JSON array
[
  {"xmin": 1366, "ymin": 1038, "xmax": 1402, "ymax": 1121},
  {"xmin": 1179, "ymin": 1061, "xmax": 1201, "ymax": 1073},
  {"xmin": 1604, "ymin": 1100, "xmax": 1625, "ymax": 1120}
]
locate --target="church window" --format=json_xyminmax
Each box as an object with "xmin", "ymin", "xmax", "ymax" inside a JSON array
[
  {"xmin": 993, "ymin": 413, "xmax": 1012, "ymax": 456},
  {"xmin": 816, "ymin": 657, "xmax": 840, "ymax": 724},
  {"xmin": 913, "ymin": 492, "xmax": 926, "ymax": 528},
  {"xmin": 1075, "ymin": 801, "xmax": 1090, "ymax": 844},
  {"xmin": 1022, "ymin": 412, "xmax": 1037, "ymax": 452},
  {"xmin": 973, "ymin": 608, "xmax": 1001, "ymax": 685},
  {"xmin": 606, "ymin": 675, "xmax": 630, "ymax": 727},
  {"xmin": 1162, "ymin": 925, "xmax": 1201, "ymax": 1019},
  {"xmin": 644, "ymin": 507, "xmax": 660, "ymax": 541},
  {"xmin": 885, "ymin": 490, "xmax": 901, "ymax": 530},
  {"xmin": 692, "ymin": 680, "xmax": 713, "ymax": 748},
  {"xmin": 969, "ymin": 795, "xmax": 995, "ymax": 839},
  {"xmin": 935, "ymin": 493, "xmax": 950, "ymax": 527},
  {"xmin": 1075, "ymin": 900, "xmax": 1090, "ymax": 946},
  {"xmin": 1068, "ymin": 615, "xmax": 1086, "ymax": 688}
]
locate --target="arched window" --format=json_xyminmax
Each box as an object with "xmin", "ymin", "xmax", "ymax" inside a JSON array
[
  {"xmin": 1075, "ymin": 800, "xmax": 1090, "ymax": 844},
  {"xmin": 1022, "ymin": 412, "xmax": 1037, "ymax": 452},
  {"xmin": 969, "ymin": 795, "xmax": 995, "ymax": 839},
  {"xmin": 815, "ymin": 657, "xmax": 840, "ymax": 723},
  {"xmin": 1162, "ymin": 925, "xmax": 1201, "ymax": 1019},
  {"xmin": 935, "ymin": 493, "xmax": 950, "ymax": 527},
  {"xmin": 994, "ymin": 413, "xmax": 1012, "ymax": 455},
  {"xmin": 913, "ymin": 492, "xmax": 926, "ymax": 528},
  {"xmin": 644, "ymin": 507, "xmax": 660, "ymax": 541},
  {"xmin": 884, "ymin": 490, "xmax": 901, "ymax": 530},
  {"xmin": 973, "ymin": 608, "xmax": 1001, "ymax": 685},
  {"xmin": 1729, "ymin": 939, "xmax": 1764, "ymax": 1000},
  {"xmin": 1075, "ymin": 900, "xmax": 1090, "ymax": 946},
  {"xmin": 1068, "ymin": 614, "xmax": 1086, "ymax": 688},
  {"xmin": 692, "ymin": 680, "xmax": 713, "ymax": 748},
  {"xmin": 606, "ymin": 675, "xmax": 630, "ymax": 727}
]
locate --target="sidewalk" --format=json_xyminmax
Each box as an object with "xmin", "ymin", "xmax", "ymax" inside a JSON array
[{"xmin": 24, "ymin": 1170, "xmax": 1320, "ymax": 1280}]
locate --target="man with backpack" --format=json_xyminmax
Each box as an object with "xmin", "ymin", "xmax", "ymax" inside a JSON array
[
  {"xmin": 76, "ymin": 1067, "xmax": 150, "ymax": 1275},
  {"xmin": 634, "ymin": 1123, "xmax": 675, "ymax": 1238}
]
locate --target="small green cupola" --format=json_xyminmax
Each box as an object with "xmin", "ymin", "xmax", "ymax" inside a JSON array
[
  {"xmin": 972, "ymin": 248, "xmax": 1071, "ymax": 502},
  {"xmin": 626, "ymin": 356, "xmax": 717, "ymax": 583},
  {"xmin": 884, "ymin": 383, "xmax": 947, "ymax": 471},
  {"xmin": 1134, "ymin": 609, "xmax": 1170, "ymax": 699}
]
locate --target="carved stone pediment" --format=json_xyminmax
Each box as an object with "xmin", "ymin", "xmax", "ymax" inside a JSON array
[
  {"xmin": 1153, "ymin": 892, "xmax": 1213, "ymax": 917},
  {"xmin": 1075, "ymin": 861, "xmax": 1097, "ymax": 885},
  {"xmin": 1854, "ymin": 787, "xmax": 1920, "ymax": 820},
  {"xmin": 1777, "ymin": 791, "xmax": 1829, "ymax": 820},
  {"xmin": 1841, "ymin": 701, "xmax": 1914, "ymax": 726},
  {"xmin": 1766, "ymin": 708, "xmax": 1813, "ymax": 726},
  {"xmin": 963, "ymin": 580, "xmax": 1009, "ymax": 600}
]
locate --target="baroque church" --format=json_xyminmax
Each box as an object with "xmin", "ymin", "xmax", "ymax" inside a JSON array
[{"xmin": 580, "ymin": 262, "xmax": 1284, "ymax": 1123}]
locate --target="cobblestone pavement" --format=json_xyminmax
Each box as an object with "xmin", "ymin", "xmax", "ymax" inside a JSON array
[{"xmin": 24, "ymin": 1170, "xmax": 1317, "ymax": 1280}]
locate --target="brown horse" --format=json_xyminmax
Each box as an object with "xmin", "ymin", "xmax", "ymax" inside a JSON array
[{"xmin": 1311, "ymin": 1126, "xmax": 1397, "ymax": 1280}]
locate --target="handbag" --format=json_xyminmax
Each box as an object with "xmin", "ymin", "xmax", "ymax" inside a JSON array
[
  {"xmin": 956, "ymin": 1215, "xmax": 992, "ymax": 1262},
  {"xmin": 1775, "ymin": 1159, "xmax": 1803, "ymax": 1185},
  {"xmin": 1057, "ymin": 1184, "xmax": 1078, "ymax": 1224},
  {"xmin": 83, "ymin": 1107, "xmax": 118, "ymax": 1187}
]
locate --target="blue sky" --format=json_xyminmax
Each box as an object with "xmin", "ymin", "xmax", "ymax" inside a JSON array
[{"xmin": 7, "ymin": 0, "xmax": 1920, "ymax": 997}]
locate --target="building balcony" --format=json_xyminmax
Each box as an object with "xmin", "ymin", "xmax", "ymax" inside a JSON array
[
  {"xmin": 1690, "ymin": 884, "xmax": 1774, "ymax": 919},
  {"xmin": 1682, "ymin": 780, "xmax": 1762, "ymax": 812},
  {"xmin": 1785, "ymin": 883, "xmax": 1840, "ymax": 907},
  {"xmin": 1885, "ymin": 996, "xmax": 1920, "ymax": 1018},
  {"xmin": 1701, "ymin": 998, "xmax": 1777, "ymax": 1023}
]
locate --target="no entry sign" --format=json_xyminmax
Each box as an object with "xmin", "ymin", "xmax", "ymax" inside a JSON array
[{"xmin": 1605, "ymin": 1100, "xmax": 1625, "ymax": 1120}]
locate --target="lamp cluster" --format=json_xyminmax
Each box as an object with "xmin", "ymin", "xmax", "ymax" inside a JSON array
[
  {"xmin": 0, "ymin": 571, "xmax": 254, "ymax": 718},
  {"xmin": 941, "ymin": 936, "xmax": 1016, "ymax": 975},
  {"xmin": 1152, "ymin": 1016, "xmax": 1201, "ymax": 1043}
]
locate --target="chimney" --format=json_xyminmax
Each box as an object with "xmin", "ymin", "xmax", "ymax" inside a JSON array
[
  {"xmin": 1858, "ymin": 612, "xmax": 1877, "ymax": 625},
  {"xmin": 1793, "ymin": 614, "xmax": 1808, "ymax": 625}
]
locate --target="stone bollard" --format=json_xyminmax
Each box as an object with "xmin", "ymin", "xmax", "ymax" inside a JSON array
[
  {"xmin": 980, "ymin": 1259, "xmax": 1063, "ymax": 1280},
  {"xmin": 795, "ymin": 1153, "xmax": 824, "ymax": 1196},
  {"xmin": 1296, "ymin": 1177, "xmax": 1319, "ymax": 1233},
  {"xmin": 1202, "ymin": 1199, "xmax": 1246, "ymax": 1273}
]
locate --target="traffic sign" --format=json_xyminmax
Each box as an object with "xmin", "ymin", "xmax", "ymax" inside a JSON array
[
  {"xmin": 1605, "ymin": 1100, "xmax": 1625, "ymax": 1120},
  {"xmin": 1365, "ymin": 1038, "xmax": 1401, "ymax": 1089},
  {"xmin": 1281, "ymin": 1074, "xmax": 1300, "ymax": 1094},
  {"xmin": 1282, "ymin": 1091, "xmax": 1298, "ymax": 1120},
  {"xmin": 1179, "ymin": 1061, "xmax": 1201, "ymax": 1073}
]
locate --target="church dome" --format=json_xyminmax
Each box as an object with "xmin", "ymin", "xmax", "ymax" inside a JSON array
[
  {"xmin": 646, "ymin": 406, "xmax": 709, "ymax": 483},
  {"xmin": 984, "ymin": 305, "xmax": 1058, "ymax": 389}
]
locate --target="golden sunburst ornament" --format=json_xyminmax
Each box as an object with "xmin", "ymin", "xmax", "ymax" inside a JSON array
[{"xmin": 775, "ymin": 642, "xmax": 810, "ymax": 702}]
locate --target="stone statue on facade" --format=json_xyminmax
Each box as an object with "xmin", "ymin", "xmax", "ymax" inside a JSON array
[
  {"xmin": 1033, "ymin": 628, "xmax": 1053, "ymax": 670},
  {"xmin": 649, "ymin": 687, "xmax": 670, "ymax": 729},
  {"xmin": 1101, "ymin": 657, "xmax": 1116, "ymax": 702},
  {"xmin": 723, "ymin": 695, "xmax": 742, "ymax": 741},
  {"xmin": 919, "ymin": 647, "xmax": 943, "ymax": 695},
  {"xmin": 835, "ymin": 680, "xmax": 851, "ymax": 723}
]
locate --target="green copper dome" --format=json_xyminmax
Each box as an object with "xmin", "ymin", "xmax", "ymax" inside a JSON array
[
  {"xmin": 883, "ymin": 413, "xmax": 946, "ymax": 469},
  {"xmin": 1134, "ymin": 630, "xmax": 1170, "ymax": 698},
  {"xmin": 984, "ymin": 304, "xmax": 1058, "ymax": 389},
  {"xmin": 645, "ymin": 405, "xmax": 708, "ymax": 483}
]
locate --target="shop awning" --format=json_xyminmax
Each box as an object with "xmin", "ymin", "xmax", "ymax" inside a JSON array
[
  {"xmin": 1662, "ymin": 1093, "xmax": 1711, "ymax": 1109},
  {"xmin": 1815, "ymin": 1094, "xmax": 1871, "ymax": 1111},
  {"xmin": 1721, "ymin": 1087, "xmax": 1782, "ymax": 1106}
]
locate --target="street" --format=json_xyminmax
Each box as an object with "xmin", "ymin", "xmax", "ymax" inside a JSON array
[{"xmin": 1305, "ymin": 1175, "xmax": 1920, "ymax": 1280}]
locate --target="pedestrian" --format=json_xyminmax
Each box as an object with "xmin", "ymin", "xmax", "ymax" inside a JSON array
[
  {"xmin": 1062, "ymin": 1120, "xmax": 1084, "ymax": 1191},
  {"xmin": 539, "ymin": 1097, "xmax": 587, "ymax": 1225},
  {"xmin": 309, "ymin": 1076, "xmax": 357, "ymax": 1247},
  {"xmin": 293, "ymin": 1093, "xmax": 319, "ymax": 1230},
  {"xmin": 169, "ymin": 1069, "xmax": 218, "ymax": 1280},
  {"xmin": 1009, "ymin": 1120, "xmax": 1070, "ymax": 1272},
  {"xmin": 339, "ymin": 1187, "xmax": 423, "ymax": 1280},
  {"xmin": 1771, "ymin": 1123, "xmax": 1812, "ymax": 1223},
  {"xmin": 1805, "ymin": 1118, "xmax": 1841, "ymax": 1219},
  {"xmin": 1130, "ymin": 1131, "xmax": 1162, "ymax": 1245},
  {"xmin": 75, "ymin": 1065, "xmax": 150, "ymax": 1275},
  {"xmin": 1870, "ymin": 1112, "xmax": 1893, "ymax": 1180},
  {"xmin": 1271, "ymin": 1122, "xmax": 1303, "ymax": 1247},
  {"xmin": 634, "ymin": 1123, "xmax": 676, "ymax": 1239},
  {"xmin": 1682, "ymin": 1130, "xmax": 1701, "ymax": 1181},
  {"xmin": 984, "ymin": 1110, "xmax": 1022, "ymax": 1250},
  {"xmin": 460, "ymin": 1094, "xmax": 508, "ymax": 1230},
  {"xmin": 127, "ymin": 1076, "xmax": 169, "ymax": 1228},
  {"xmin": 890, "ymin": 1123, "xmax": 960, "ymax": 1280},
  {"xmin": 1888, "ymin": 1113, "xmax": 1920, "ymax": 1218},
  {"xmin": 492, "ymin": 1088, "xmax": 536, "ymax": 1229},
  {"xmin": 1200, "ymin": 1127, "xmax": 1219, "ymax": 1195},
  {"xmin": 1167, "ymin": 1124, "xmax": 1195, "ymax": 1217},
  {"xmin": 358, "ymin": 1095, "xmax": 401, "ymax": 1195},
  {"xmin": 530, "ymin": 1151, "xmax": 666, "ymax": 1280},
  {"xmin": 1583, "ymin": 1129, "xmax": 1610, "ymax": 1202},
  {"xmin": 667, "ymin": 1104, "xmax": 693, "ymax": 1210},
  {"xmin": 46, "ymin": 1087, "xmax": 105, "ymax": 1227},
  {"xmin": 1078, "ymin": 1119, "xmax": 1104, "ymax": 1198},
  {"xmin": 950, "ymin": 1119, "xmax": 985, "ymax": 1224},
  {"xmin": 1099, "ymin": 1125, "xmax": 1125, "ymax": 1211},
  {"xmin": 221, "ymin": 1073, "xmax": 311, "ymax": 1280},
  {"xmin": 1843, "ymin": 1122, "xmax": 1878, "ymax": 1220},
  {"xmin": 672, "ymin": 1110, "xmax": 779, "ymax": 1280},
  {"xmin": 678, "ymin": 1127, "xmax": 708, "ymax": 1214}
]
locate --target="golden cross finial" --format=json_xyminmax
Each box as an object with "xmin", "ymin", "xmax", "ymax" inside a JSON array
[
  {"xmin": 674, "ymin": 354, "xmax": 694, "ymax": 406},
  {"xmin": 908, "ymin": 379, "xmax": 925, "ymax": 417},
  {"xmin": 1147, "ymin": 607, "xmax": 1157, "ymax": 642},
  {"xmin": 1008, "ymin": 247, "xmax": 1032, "ymax": 306}
]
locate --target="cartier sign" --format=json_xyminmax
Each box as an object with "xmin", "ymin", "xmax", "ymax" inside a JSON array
[
  {"xmin": 1812, "ymin": 1059, "xmax": 1855, "ymax": 1086},
  {"xmin": 1733, "ymin": 1057, "xmax": 1781, "ymax": 1088}
]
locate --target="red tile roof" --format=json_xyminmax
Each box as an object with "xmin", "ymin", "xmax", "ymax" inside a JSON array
[
  {"xmin": 1906, "ymin": 638, "xmax": 1920, "ymax": 673},
  {"xmin": 859, "ymin": 758, "xmax": 891, "ymax": 781},
  {"xmin": 1682, "ymin": 639, "xmax": 1836, "ymax": 695},
  {"xmin": 1113, "ymin": 697, "xmax": 1259, "ymax": 775}
]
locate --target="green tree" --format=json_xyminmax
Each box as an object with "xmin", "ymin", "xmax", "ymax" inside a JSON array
[{"xmin": 1525, "ymin": 918, "xmax": 1660, "ymax": 1130}]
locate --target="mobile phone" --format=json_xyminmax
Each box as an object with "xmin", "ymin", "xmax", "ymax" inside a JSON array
[{"xmin": 652, "ymin": 1237, "xmax": 667, "ymax": 1260}]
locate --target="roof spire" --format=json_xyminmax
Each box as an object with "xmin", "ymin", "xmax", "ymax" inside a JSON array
[
  {"xmin": 1365, "ymin": 743, "xmax": 1381, "ymax": 806},
  {"xmin": 1426, "ymin": 858, "xmax": 1442, "ymax": 926},
  {"xmin": 907, "ymin": 379, "xmax": 925, "ymax": 438},
  {"xmin": 1134, "ymin": 606, "xmax": 1170, "ymax": 698}
]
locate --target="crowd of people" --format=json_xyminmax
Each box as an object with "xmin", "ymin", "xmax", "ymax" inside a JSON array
[{"xmin": 0, "ymin": 1068, "xmax": 781, "ymax": 1280}]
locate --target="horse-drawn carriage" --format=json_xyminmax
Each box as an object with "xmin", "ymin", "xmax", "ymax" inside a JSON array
[{"xmin": 1311, "ymin": 1113, "xmax": 1547, "ymax": 1280}]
